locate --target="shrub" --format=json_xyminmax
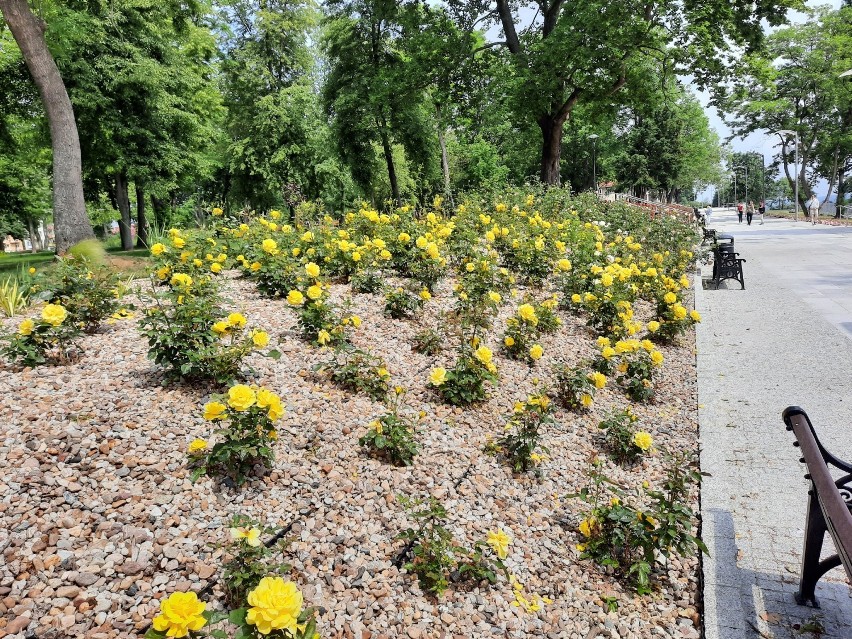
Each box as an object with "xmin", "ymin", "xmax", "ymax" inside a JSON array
[
  {"xmin": 140, "ymin": 275, "xmax": 270, "ymax": 384},
  {"xmin": 0, "ymin": 275, "xmax": 28, "ymax": 317},
  {"xmin": 412, "ymin": 327, "xmax": 443, "ymax": 355},
  {"xmin": 359, "ymin": 387, "xmax": 419, "ymax": 465},
  {"xmin": 552, "ymin": 363, "xmax": 606, "ymax": 410},
  {"xmin": 651, "ymin": 291, "xmax": 701, "ymax": 342},
  {"xmin": 396, "ymin": 496, "xmax": 507, "ymax": 597},
  {"xmin": 286, "ymin": 283, "xmax": 357, "ymax": 347},
  {"xmin": 429, "ymin": 344, "xmax": 498, "ymax": 406},
  {"xmin": 188, "ymin": 384, "xmax": 284, "ymax": 486},
  {"xmin": 496, "ymin": 392, "xmax": 554, "ymax": 473},
  {"xmin": 384, "ymin": 287, "xmax": 424, "ymax": 319},
  {"xmin": 613, "ymin": 340, "xmax": 663, "ymax": 403},
  {"xmin": 42, "ymin": 257, "xmax": 131, "ymax": 333},
  {"xmin": 219, "ymin": 515, "xmax": 291, "ymax": 608},
  {"xmin": 350, "ymin": 269, "xmax": 385, "ymax": 294},
  {"xmin": 598, "ymin": 408, "xmax": 653, "ymax": 464},
  {"xmin": 2, "ymin": 303, "xmax": 81, "ymax": 366},
  {"xmin": 315, "ymin": 345, "xmax": 390, "ymax": 401},
  {"xmin": 571, "ymin": 453, "xmax": 707, "ymax": 594}
]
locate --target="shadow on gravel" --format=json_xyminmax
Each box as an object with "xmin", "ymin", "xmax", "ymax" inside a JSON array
[{"xmin": 705, "ymin": 508, "xmax": 852, "ymax": 639}]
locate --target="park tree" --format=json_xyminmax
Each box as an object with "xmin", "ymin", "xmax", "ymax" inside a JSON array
[
  {"xmin": 322, "ymin": 0, "xmax": 442, "ymax": 203},
  {"xmin": 48, "ymin": 0, "xmax": 224, "ymax": 249},
  {"xmin": 0, "ymin": 0, "xmax": 94, "ymax": 253},
  {"xmin": 443, "ymin": 0, "xmax": 799, "ymax": 186},
  {"xmin": 720, "ymin": 5, "xmax": 852, "ymax": 215}
]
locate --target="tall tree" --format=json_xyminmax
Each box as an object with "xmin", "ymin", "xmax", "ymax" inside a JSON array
[
  {"xmin": 445, "ymin": 0, "xmax": 798, "ymax": 185},
  {"xmin": 0, "ymin": 0, "xmax": 94, "ymax": 252}
]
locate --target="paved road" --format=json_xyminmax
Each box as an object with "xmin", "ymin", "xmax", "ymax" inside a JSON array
[{"xmin": 697, "ymin": 208, "xmax": 852, "ymax": 639}]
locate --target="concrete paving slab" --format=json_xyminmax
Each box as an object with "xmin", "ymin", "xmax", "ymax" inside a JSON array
[{"xmin": 697, "ymin": 207, "xmax": 852, "ymax": 638}]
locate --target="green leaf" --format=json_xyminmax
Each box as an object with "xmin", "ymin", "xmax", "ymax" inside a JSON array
[
  {"xmin": 228, "ymin": 608, "xmax": 248, "ymax": 626},
  {"xmin": 266, "ymin": 349, "xmax": 281, "ymax": 360}
]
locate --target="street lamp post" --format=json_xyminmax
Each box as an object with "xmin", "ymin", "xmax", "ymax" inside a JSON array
[
  {"xmin": 778, "ymin": 130, "xmax": 799, "ymax": 222},
  {"xmin": 589, "ymin": 134, "xmax": 599, "ymax": 192}
]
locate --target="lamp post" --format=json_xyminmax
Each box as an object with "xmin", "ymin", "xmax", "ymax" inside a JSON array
[
  {"xmin": 778, "ymin": 130, "xmax": 799, "ymax": 222},
  {"xmin": 589, "ymin": 134, "xmax": 599, "ymax": 192}
]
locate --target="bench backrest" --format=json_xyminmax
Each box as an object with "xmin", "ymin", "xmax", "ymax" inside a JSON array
[{"xmin": 783, "ymin": 406, "xmax": 852, "ymax": 583}]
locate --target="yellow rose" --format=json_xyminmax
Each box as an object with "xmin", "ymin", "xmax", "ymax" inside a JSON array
[
  {"xmin": 650, "ymin": 350, "xmax": 664, "ymax": 366},
  {"xmin": 287, "ymin": 290, "xmax": 304, "ymax": 306},
  {"xmin": 557, "ymin": 258, "xmax": 572, "ymax": 272},
  {"xmin": 246, "ymin": 577, "xmax": 303, "ymax": 636},
  {"xmin": 227, "ymin": 384, "xmax": 257, "ymax": 411},
  {"xmin": 580, "ymin": 393, "xmax": 594, "ymax": 408},
  {"xmin": 486, "ymin": 529, "xmax": 512, "ymax": 560},
  {"xmin": 170, "ymin": 273, "xmax": 193, "ymax": 289},
  {"xmin": 690, "ymin": 309, "xmax": 702, "ymax": 322},
  {"xmin": 305, "ymin": 262, "xmax": 320, "ymax": 278},
  {"xmin": 252, "ymin": 331, "xmax": 270, "ymax": 347},
  {"xmin": 350, "ymin": 315, "xmax": 362, "ymax": 328},
  {"xmin": 187, "ymin": 439, "xmax": 207, "ymax": 454},
  {"xmin": 504, "ymin": 336, "xmax": 515, "ymax": 347},
  {"xmin": 473, "ymin": 345, "xmax": 493, "ymax": 364},
  {"xmin": 250, "ymin": 261, "xmax": 261, "ymax": 272},
  {"xmin": 18, "ymin": 318, "xmax": 35, "ymax": 336},
  {"xmin": 172, "ymin": 237, "xmax": 186, "ymax": 249},
  {"xmin": 579, "ymin": 517, "xmax": 596, "ymax": 538},
  {"xmin": 317, "ymin": 330, "xmax": 331, "ymax": 345},
  {"xmin": 227, "ymin": 312, "xmax": 247, "ymax": 329},
  {"xmin": 152, "ymin": 591, "xmax": 206, "ymax": 638},
  {"xmin": 632, "ymin": 431, "xmax": 653, "ymax": 451},
  {"xmin": 203, "ymin": 401, "xmax": 227, "ymax": 421},
  {"xmin": 647, "ymin": 320, "xmax": 660, "ymax": 333},
  {"xmin": 212, "ymin": 207, "xmax": 223, "ymax": 216},
  {"xmin": 150, "ymin": 243, "xmax": 167, "ymax": 256},
  {"xmin": 41, "ymin": 303, "xmax": 67, "ymax": 326},
  {"xmin": 429, "ymin": 367, "xmax": 447, "ymax": 386},
  {"xmin": 306, "ymin": 285, "xmax": 323, "ymax": 300},
  {"xmin": 267, "ymin": 399, "xmax": 285, "ymax": 421},
  {"xmin": 420, "ymin": 289, "xmax": 431, "ymax": 301},
  {"xmin": 518, "ymin": 304, "xmax": 537, "ymax": 324},
  {"xmin": 231, "ymin": 526, "xmax": 262, "ymax": 547},
  {"xmin": 663, "ymin": 292, "xmax": 677, "ymax": 304},
  {"xmin": 28, "ymin": 267, "xmax": 36, "ymax": 275},
  {"xmin": 262, "ymin": 238, "xmax": 277, "ymax": 254},
  {"xmin": 672, "ymin": 304, "xmax": 687, "ymax": 320},
  {"xmin": 351, "ymin": 251, "xmax": 361, "ymax": 262},
  {"xmin": 212, "ymin": 321, "xmax": 229, "ymax": 335},
  {"xmin": 589, "ymin": 372, "xmax": 607, "ymax": 389},
  {"xmin": 301, "ymin": 231, "xmax": 314, "ymax": 242},
  {"xmin": 210, "ymin": 262, "xmax": 222, "ymax": 273},
  {"xmin": 256, "ymin": 388, "xmax": 279, "ymax": 409},
  {"xmin": 529, "ymin": 344, "xmax": 543, "ymax": 360}
]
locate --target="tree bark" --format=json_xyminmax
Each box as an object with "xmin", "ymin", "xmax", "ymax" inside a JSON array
[
  {"xmin": 135, "ymin": 184, "xmax": 148, "ymax": 248},
  {"xmin": 115, "ymin": 172, "xmax": 133, "ymax": 251},
  {"xmin": 379, "ymin": 124, "xmax": 400, "ymax": 202},
  {"xmin": 0, "ymin": 0, "xmax": 93, "ymax": 254},
  {"xmin": 26, "ymin": 218, "xmax": 40, "ymax": 252},
  {"xmin": 151, "ymin": 194, "xmax": 167, "ymax": 229},
  {"xmin": 539, "ymin": 115, "xmax": 564, "ymax": 186}
]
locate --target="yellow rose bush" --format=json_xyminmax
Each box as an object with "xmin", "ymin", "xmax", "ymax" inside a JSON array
[
  {"xmin": 597, "ymin": 408, "xmax": 651, "ymax": 464},
  {"xmin": 314, "ymin": 345, "xmax": 390, "ymax": 402},
  {"xmin": 552, "ymin": 363, "xmax": 606, "ymax": 411},
  {"xmin": 495, "ymin": 392, "xmax": 554, "ymax": 473},
  {"xmin": 188, "ymin": 384, "xmax": 285, "ymax": 486},
  {"xmin": 572, "ymin": 453, "xmax": 707, "ymax": 595},
  {"xmin": 358, "ymin": 386, "xmax": 419, "ymax": 466},
  {"xmin": 2, "ymin": 303, "xmax": 81, "ymax": 366}
]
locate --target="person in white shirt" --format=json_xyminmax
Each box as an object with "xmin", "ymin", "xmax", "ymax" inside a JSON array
[
  {"xmin": 806, "ymin": 193, "xmax": 821, "ymax": 225},
  {"xmin": 704, "ymin": 205, "xmax": 712, "ymax": 224}
]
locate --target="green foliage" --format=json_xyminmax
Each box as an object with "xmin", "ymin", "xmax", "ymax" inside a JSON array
[
  {"xmin": 359, "ymin": 388, "xmax": 419, "ymax": 466},
  {"xmin": 189, "ymin": 385, "xmax": 283, "ymax": 486},
  {"xmin": 552, "ymin": 364, "xmax": 600, "ymax": 410},
  {"xmin": 2, "ymin": 304, "xmax": 81, "ymax": 367},
  {"xmin": 598, "ymin": 409, "xmax": 646, "ymax": 464},
  {"xmin": 0, "ymin": 275, "xmax": 28, "ymax": 317},
  {"xmin": 66, "ymin": 239, "xmax": 106, "ymax": 265},
  {"xmin": 411, "ymin": 327, "xmax": 443, "ymax": 355},
  {"xmin": 383, "ymin": 287, "xmax": 424, "ymax": 319},
  {"xmin": 315, "ymin": 345, "xmax": 390, "ymax": 402},
  {"xmin": 496, "ymin": 392, "xmax": 554, "ymax": 474},
  {"xmin": 219, "ymin": 515, "xmax": 291, "ymax": 608},
  {"xmin": 396, "ymin": 496, "xmax": 505, "ymax": 597},
  {"xmin": 432, "ymin": 346, "xmax": 498, "ymax": 406},
  {"xmin": 138, "ymin": 277, "xmax": 263, "ymax": 384},
  {"xmin": 39, "ymin": 257, "xmax": 129, "ymax": 333},
  {"xmin": 350, "ymin": 269, "xmax": 385, "ymax": 294},
  {"xmin": 570, "ymin": 452, "xmax": 708, "ymax": 594}
]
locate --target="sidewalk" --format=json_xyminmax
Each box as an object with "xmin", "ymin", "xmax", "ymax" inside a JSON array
[{"xmin": 697, "ymin": 208, "xmax": 852, "ymax": 638}]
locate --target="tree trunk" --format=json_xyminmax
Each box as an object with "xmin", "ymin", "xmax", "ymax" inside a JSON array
[
  {"xmin": 115, "ymin": 172, "xmax": 133, "ymax": 251},
  {"xmin": 838, "ymin": 166, "xmax": 846, "ymax": 218},
  {"xmin": 539, "ymin": 115, "xmax": 564, "ymax": 186},
  {"xmin": 135, "ymin": 184, "xmax": 148, "ymax": 248},
  {"xmin": 0, "ymin": 0, "xmax": 93, "ymax": 254},
  {"xmin": 151, "ymin": 194, "xmax": 167, "ymax": 229},
  {"xmin": 379, "ymin": 125, "xmax": 399, "ymax": 202},
  {"xmin": 26, "ymin": 218, "xmax": 40, "ymax": 252}
]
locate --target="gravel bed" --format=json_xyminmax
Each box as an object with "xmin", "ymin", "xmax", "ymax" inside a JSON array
[{"xmin": 0, "ymin": 273, "xmax": 701, "ymax": 639}]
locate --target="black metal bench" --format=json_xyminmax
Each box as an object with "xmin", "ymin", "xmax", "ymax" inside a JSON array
[
  {"xmin": 782, "ymin": 406, "xmax": 852, "ymax": 608},
  {"xmin": 711, "ymin": 244, "xmax": 745, "ymax": 289}
]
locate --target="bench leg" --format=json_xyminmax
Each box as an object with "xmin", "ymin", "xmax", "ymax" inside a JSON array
[{"xmin": 796, "ymin": 490, "xmax": 829, "ymax": 607}]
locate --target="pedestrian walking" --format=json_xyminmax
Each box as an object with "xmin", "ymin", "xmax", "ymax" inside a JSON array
[
  {"xmin": 737, "ymin": 201, "xmax": 744, "ymax": 223},
  {"xmin": 705, "ymin": 204, "xmax": 713, "ymax": 225},
  {"xmin": 746, "ymin": 200, "xmax": 755, "ymax": 225},
  {"xmin": 758, "ymin": 200, "xmax": 766, "ymax": 225},
  {"xmin": 806, "ymin": 193, "xmax": 821, "ymax": 225}
]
